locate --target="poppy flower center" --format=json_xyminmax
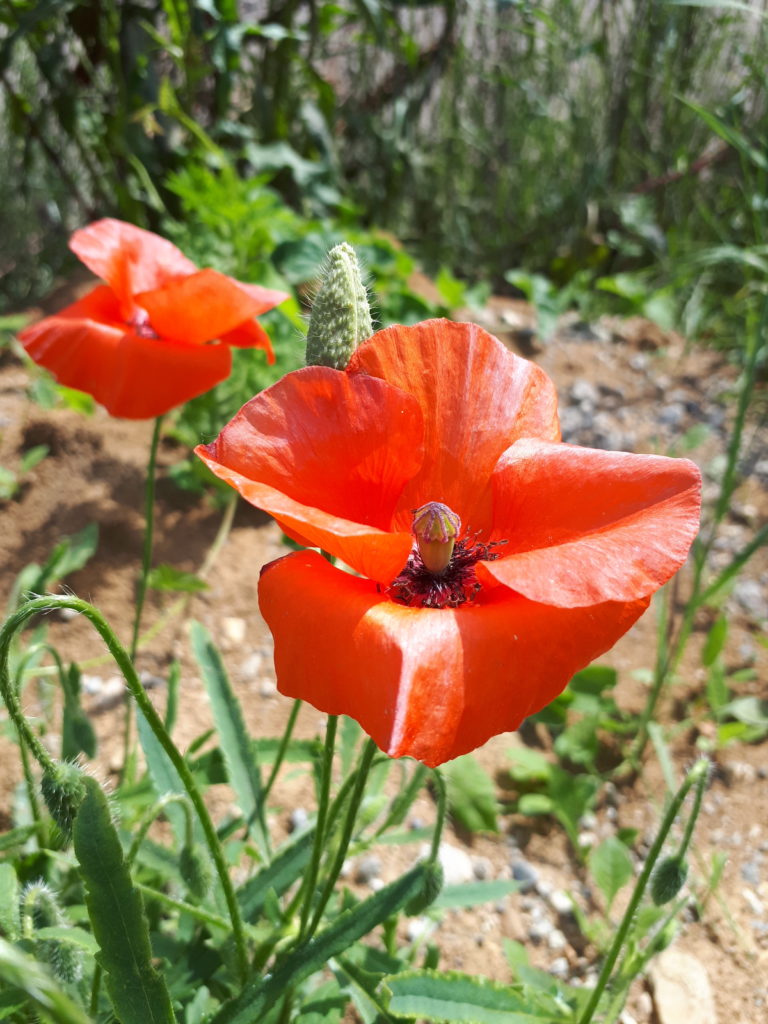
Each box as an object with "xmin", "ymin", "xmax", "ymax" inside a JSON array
[
  {"xmin": 388, "ymin": 501, "xmax": 507, "ymax": 609},
  {"xmin": 127, "ymin": 309, "xmax": 159, "ymax": 339}
]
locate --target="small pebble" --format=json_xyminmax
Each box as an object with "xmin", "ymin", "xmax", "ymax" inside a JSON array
[
  {"xmin": 511, "ymin": 858, "xmax": 539, "ymax": 892},
  {"xmin": 259, "ymin": 679, "xmax": 277, "ymax": 698},
  {"xmin": 355, "ymin": 855, "xmax": 383, "ymax": 885},
  {"xmin": 406, "ymin": 917, "xmax": 432, "ymax": 941},
  {"xmin": 288, "ymin": 808, "xmax": 309, "ymax": 833},
  {"xmin": 547, "ymin": 928, "xmax": 568, "ymax": 951},
  {"xmin": 741, "ymin": 861, "xmax": 761, "ymax": 886},
  {"xmin": 472, "ymin": 856, "xmax": 493, "ymax": 881},
  {"xmin": 222, "ymin": 616, "xmax": 247, "ymax": 643},
  {"xmin": 549, "ymin": 957, "xmax": 569, "ymax": 978},
  {"xmin": 549, "ymin": 889, "xmax": 574, "ymax": 916}
]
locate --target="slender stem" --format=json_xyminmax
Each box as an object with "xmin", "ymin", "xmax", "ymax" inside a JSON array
[
  {"xmin": 136, "ymin": 882, "xmax": 232, "ymax": 933},
  {"xmin": 299, "ymin": 715, "xmax": 338, "ymax": 939},
  {"xmin": 263, "ymin": 699, "xmax": 302, "ymax": 803},
  {"xmin": 132, "ymin": 415, "xmax": 164, "ymax": 660},
  {"xmin": 576, "ymin": 758, "xmax": 709, "ymax": 1024},
  {"xmin": 0, "ymin": 596, "xmax": 250, "ymax": 982},
  {"xmin": 307, "ymin": 737, "xmax": 378, "ymax": 938},
  {"xmin": 126, "ymin": 794, "xmax": 195, "ymax": 867},
  {"xmin": 428, "ymin": 768, "xmax": 448, "ymax": 864},
  {"xmin": 123, "ymin": 415, "xmax": 164, "ymax": 784}
]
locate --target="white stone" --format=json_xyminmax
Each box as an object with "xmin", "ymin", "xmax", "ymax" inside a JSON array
[
  {"xmin": 649, "ymin": 948, "xmax": 718, "ymax": 1024},
  {"xmin": 222, "ymin": 617, "xmax": 247, "ymax": 643}
]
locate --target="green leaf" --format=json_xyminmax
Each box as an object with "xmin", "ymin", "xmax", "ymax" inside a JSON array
[
  {"xmin": 517, "ymin": 793, "xmax": 554, "ymax": 816},
  {"xmin": 73, "ymin": 776, "xmax": 177, "ymax": 1024},
  {"xmin": 382, "ymin": 969, "xmax": 569, "ymax": 1022},
  {"xmin": 0, "ymin": 864, "xmax": 20, "ymax": 940},
  {"xmin": 237, "ymin": 830, "xmax": 314, "ymax": 919},
  {"xmin": 0, "ymin": 467, "xmax": 18, "ymax": 501},
  {"xmin": 19, "ymin": 444, "xmax": 49, "ymax": 473},
  {"xmin": 0, "ymin": 937, "xmax": 91, "ymax": 1024},
  {"xmin": 147, "ymin": 565, "xmax": 209, "ymax": 593},
  {"xmin": 506, "ymin": 748, "xmax": 553, "ymax": 783},
  {"xmin": 433, "ymin": 881, "xmax": 519, "ymax": 910},
  {"xmin": 212, "ymin": 864, "xmax": 430, "ymax": 1023},
  {"xmin": 443, "ymin": 754, "xmax": 499, "ymax": 833},
  {"xmin": 588, "ymin": 837, "xmax": 633, "ymax": 911},
  {"xmin": 190, "ymin": 621, "xmax": 266, "ymax": 846},
  {"xmin": 137, "ymin": 708, "xmax": 192, "ymax": 845},
  {"xmin": 702, "ymin": 616, "xmax": 728, "ymax": 666}
]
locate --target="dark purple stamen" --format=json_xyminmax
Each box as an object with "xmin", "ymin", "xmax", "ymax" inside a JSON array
[
  {"xmin": 388, "ymin": 534, "xmax": 508, "ymax": 609},
  {"xmin": 128, "ymin": 310, "xmax": 159, "ymax": 339}
]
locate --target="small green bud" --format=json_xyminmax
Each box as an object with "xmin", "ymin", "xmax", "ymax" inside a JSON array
[
  {"xmin": 41, "ymin": 761, "xmax": 87, "ymax": 841},
  {"xmin": 651, "ymin": 855, "xmax": 688, "ymax": 905},
  {"xmin": 305, "ymin": 243, "xmax": 373, "ymax": 370},
  {"xmin": 21, "ymin": 883, "xmax": 83, "ymax": 983},
  {"xmin": 180, "ymin": 844, "xmax": 213, "ymax": 901},
  {"xmin": 405, "ymin": 861, "xmax": 444, "ymax": 916}
]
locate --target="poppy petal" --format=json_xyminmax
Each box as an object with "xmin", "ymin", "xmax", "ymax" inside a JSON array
[
  {"xmin": 259, "ymin": 550, "xmax": 649, "ymax": 767},
  {"xmin": 218, "ymin": 318, "xmax": 275, "ymax": 362},
  {"xmin": 195, "ymin": 366, "xmax": 425, "ymax": 582},
  {"xmin": 70, "ymin": 219, "xmax": 197, "ymax": 316},
  {"xmin": 135, "ymin": 269, "xmax": 265, "ymax": 345},
  {"xmin": 20, "ymin": 313, "xmax": 230, "ymax": 418},
  {"xmin": 478, "ymin": 439, "xmax": 702, "ymax": 607},
  {"xmin": 232, "ymin": 281, "xmax": 290, "ymax": 316},
  {"xmin": 348, "ymin": 319, "xmax": 560, "ymax": 535}
]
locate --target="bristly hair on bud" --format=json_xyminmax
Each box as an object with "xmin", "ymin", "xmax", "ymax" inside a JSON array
[
  {"xmin": 21, "ymin": 882, "xmax": 84, "ymax": 983},
  {"xmin": 40, "ymin": 760, "xmax": 87, "ymax": 842},
  {"xmin": 305, "ymin": 242, "xmax": 373, "ymax": 370}
]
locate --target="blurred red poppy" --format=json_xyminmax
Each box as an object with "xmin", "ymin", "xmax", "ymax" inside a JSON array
[
  {"xmin": 196, "ymin": 319, "xmax": 702, "ymax": 767},
  {"xmin": 20, "ymin": 219, "xmax": 289, "ymax": 419}
]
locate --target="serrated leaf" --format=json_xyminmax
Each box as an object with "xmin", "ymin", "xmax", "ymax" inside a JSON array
[
  {"xmin": 0, "ymin": 937, "xmax": 90, "ymax": 1024},
  {"xmin": 382, "ymin": 969, "xmax": 569, "ymax": 1022},
  {"xmin": 588, "ymin": 837, "xmax": 633, "ymax": 911},
  {"xmin": 73, "ymin": 776, "xmax": 177, "ymax": 1024},
  {"xmin": 443, "ymin": 755, "xmax": 499, "ymax": 833},
  {"xmin": 211, "ymin": 864, "xmax": 430, "ymax": 1023},
  {"xmin": 148, "ymin": 565, "xmax": 209, "ymax": 593},
  {"xmin": 191, "ymin": 622, "xmax": 266, "ymax": 847}
]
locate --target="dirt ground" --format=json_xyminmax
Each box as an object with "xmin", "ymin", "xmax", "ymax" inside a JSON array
[{"xmin": 1, "ymin": 300, "xmax": 767, "ymax": 1023}]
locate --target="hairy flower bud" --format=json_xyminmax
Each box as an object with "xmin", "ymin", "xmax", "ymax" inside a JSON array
[
  {"xmin": 651, "ymin": 854, "xmax": 688, "ymax": 906},
  {"xmin": 21, "ymin": 883, "xmax": 83, "ymax": 982},
  {"xmin": 305, "ymin": 243, "xmax": 373, "ymax": 370},
  {"xmin": 180, "ymin": 843, "xmax": 213, "ymax": 901},
  {"xmin": 404, "ymin": 861, "xmax": 444, "ymax": 916},
  {"xmin": 41, "ymin": 761, "xmax": 86, "ymax": 841},
  {"xmin": 412, "ymin": 502, "xmax": 462, "ymax": 575}
]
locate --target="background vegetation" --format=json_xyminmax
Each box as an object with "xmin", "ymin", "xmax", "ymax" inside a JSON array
[{"xmin": 2, "ymin": 0, "xmax": 768, "ymax": 346}]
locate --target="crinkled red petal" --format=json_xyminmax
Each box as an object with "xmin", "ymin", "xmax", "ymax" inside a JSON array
[
  {"xmin": 69, "ymin": 219, "xmax": 196, "ymax": 318},
  {"xmin": 478, "ymin": 439, "xmax": 702, "ymax": 606},
  {"xmin": 232, "ymin": 281, "xmax": 290, "ymax": 316},
  {"xmin": 195, "ymin": 366, "xmax": 425, "ymax": 582},
  {"xmin": 135, "ymin": 269, "xmax": 266, "ymax": 346},
  {"xmin": 258, "ymin": 550, "xmax": 649, "ymax": 767},
  {"xmin": 347, "ymin": 319, "xmax": 560, "ymax": 536},
  {"xmin": 20, "ymin": 310, "xmax": 230, "ymax": 418}
]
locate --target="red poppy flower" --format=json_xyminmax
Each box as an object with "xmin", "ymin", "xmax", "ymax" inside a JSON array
[
  {"xmin": 19, "ymin": 219, "xmax": 289, "ymax": 419},
  {"xmin": 196, "ymin": 319, "xmax": 702, "ymax": 767}
]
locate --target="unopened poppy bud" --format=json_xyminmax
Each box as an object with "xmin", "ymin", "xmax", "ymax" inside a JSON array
[
  {"xmin": 21, "ymin": 882, "xmax": 83, "ymax": 983},
  {"xmin": 306, "ymin": 242, "xmax": 373, "ymax": 370},
  {"xmin": 40, "ymin": 761, "xmax": 86, "ymax": 841},
  {"xmin": 651, "ymin": 854, "xmax": 688, "ymax": 905},
  {"xmin": 412, "ymin": 502, "xmax": 461, "ymax": 575},
  {"xmin": 180, "ymin": 843, "xmax": 213, "ymax": 901}
]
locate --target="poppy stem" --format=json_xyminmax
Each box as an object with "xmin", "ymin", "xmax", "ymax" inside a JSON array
[
  {"xmin": 427, "ymin": 769, "xmax": 448, "ymax": 865},
  {"xmin": 2, "ymin": 594, "xmax": 251, "ymax": 983},
  {"xmin": 299, "ymin": 714, "xmax": 338, "ymax": 940},
  {"xmin": 307, "ymin": 737, "xmax": 378, "ymax": 938},
  {"xmin": 123, "ymin": 414, "xmax": 164, "ymax": 782},
  {"xmin": 576, "ymin": 758, "xmax": 709, "ymax": 1024},
  {"xmin": 262, "ymin": 699, "xmax": 303, "ymax": 803}
]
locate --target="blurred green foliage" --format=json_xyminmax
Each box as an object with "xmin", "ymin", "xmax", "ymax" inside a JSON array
[{"xmin": 1, "ymin": 0, "xmax": 767, "ymax": 349}]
